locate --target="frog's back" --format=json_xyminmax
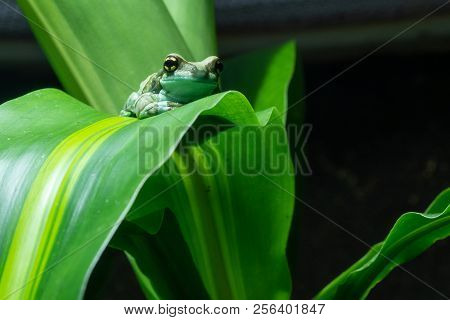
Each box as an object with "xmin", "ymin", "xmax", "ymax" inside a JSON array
[{"xmin": 138, "ymin": 70, "xmax": 163, "ymax": 94}]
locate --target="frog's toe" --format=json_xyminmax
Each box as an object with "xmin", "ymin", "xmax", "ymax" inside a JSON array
[
  {"xmin": 157, "ymin": 106, "xmax": 173, "ymax": 113},
  {"xmin": 120, "ymin": 110, "xmax": 134, "ymax": 117},
  {"xmin": 137, "ymin": 113, "xmax": 149, "ymax": 119},
  {"xmin": 138, "ymin": 109, "xmax": 157, "ymax": 119}
]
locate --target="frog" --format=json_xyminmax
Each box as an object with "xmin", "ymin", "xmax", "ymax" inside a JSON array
[{"xmin": 120, "ymin": 53, "xmax": 223, "ymax": 119}]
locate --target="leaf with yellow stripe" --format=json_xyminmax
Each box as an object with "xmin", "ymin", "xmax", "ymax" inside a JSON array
[
  {"xmin": 13, "ymin": 0, "xmax": 298, "ymax": 299},
  {"xmin": 0, "ymin": 88, "xmax": 260, "ymax": 299}
]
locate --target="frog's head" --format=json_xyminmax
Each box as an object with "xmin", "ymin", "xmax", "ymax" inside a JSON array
[{"xmin": 159, "ymin": 53, "xmax": 223, "ymax": 103}]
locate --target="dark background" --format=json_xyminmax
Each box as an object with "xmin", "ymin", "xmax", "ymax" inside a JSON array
[{"xmin": 1, "ymin": 0, "xmax": 449, "ymax": 299}]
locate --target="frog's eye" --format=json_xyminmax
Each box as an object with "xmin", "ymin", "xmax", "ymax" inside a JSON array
[
  {"xmin": 164, "ymin": 56, "xmax": 179, "ymax": 72},
  {"xmin": 214, "ymin": 59, "xmax": 224, "ymax": 74}
]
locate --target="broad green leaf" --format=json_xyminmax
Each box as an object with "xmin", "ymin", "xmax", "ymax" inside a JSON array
[
  {"xmin": 113, "ymin": 46, "xmax": 297, "ymax": 299},
  {"xmin": 17, "ymin": 0, "xmax": 217, "ymax": 114},
  {"xmin": 315, "ymin": 188, "xmax": 450, "ymax": 299},
  {"xmin": 18, "ymin": 0, "xmax": 297, "ymax": 299},
  {"xmin": 121, "ymin": 110, "xmax": 295, "ymax": 299},
  {"xmin": 110, "ymin": 215, "xmax": 209, "ymax": 300},
  {"xmin": 0, "ymin": 88, "xmax": 257, "ymax": 299},
  {"xmin": 162, "ymin": 0, "xmax": 217, "ymax": 59},
  {"xmin": 221, "ymin": 41, "xmax": 296, "ymax": 123}
]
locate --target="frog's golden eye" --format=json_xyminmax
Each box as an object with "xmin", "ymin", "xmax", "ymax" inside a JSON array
[
  {"xmin": 164, "ymin": 56, "xmax": 179, "ymax": 72},
  {"xmin": 214, "ymin": 59, "xmax": 224, "ymax": 74}
]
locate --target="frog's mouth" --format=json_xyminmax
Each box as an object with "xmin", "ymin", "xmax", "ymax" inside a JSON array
[{"xmin": 160, "ymin": 77, "xmax": 218, "ymax": 103}]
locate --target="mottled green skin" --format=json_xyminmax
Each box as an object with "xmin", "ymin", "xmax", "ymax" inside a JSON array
[{"xmin": 120, "ymin": 54, "xmax": 221, "ymax": 119}]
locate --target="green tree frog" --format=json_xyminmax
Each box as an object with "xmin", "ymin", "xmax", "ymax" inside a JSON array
[{"xmin": 120, "ymin": 53, "xmax": 223, "ymax": 119}]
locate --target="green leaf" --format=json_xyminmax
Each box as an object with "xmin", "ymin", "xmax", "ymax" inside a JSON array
[
  {"xmin": 0, "ymin": 88, "xmax": 257, "ymax": 299},
  {"xmin": 17, "ymin": 0, "xmax": 217, "ymax": 114},
  {"xmin": 162, "ymin": 0, "xmax": 217, "ymax": 59},
  {"xmin": 221, "ymin": 41, "xmax": 296, "ymax": 123},
  {"xmin": 115, "ymin": 45, "xmax": 297, "ymax": 299},
  {"xmin": 123, "ymin": 112, "xmax": 295, "ymax": 299},
  {"xmin": 110, "ymin": 215, "xmax": 209, "ymax": 300},
  {"xmin": 17, "ymin": 0, "xmax": 297, "ymax": 299},
  {"xmin": 315, "ymin": 188, "xmax": 450, "ymax": 299}
]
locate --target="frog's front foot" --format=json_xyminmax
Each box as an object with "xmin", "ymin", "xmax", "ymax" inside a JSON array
[
  {"xmin": 137, "ymin": 103, "xmax": 159, "ymax": 119},
  {"xmin": 120, "ymin": 110, "xmax": 134, "ymax": 117},
  {"xmin": 137, "ymin": 101, "xmax": 182, "ymax": 119}
]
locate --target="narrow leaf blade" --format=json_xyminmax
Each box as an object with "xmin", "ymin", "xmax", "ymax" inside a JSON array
[
  {"xmin": 221, "ymin": 41, "xmax": 296, "ymax": 123},
  {"xmin": 17, "ymin": 0, "xmax": 216, "ymax": 114},
  {"xmin": 315, "ymin": 189, "xmax": 450, "ymax": 299}
]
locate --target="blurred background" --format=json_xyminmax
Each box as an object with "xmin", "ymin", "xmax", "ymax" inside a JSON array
[{"xmin": 1, "ymin": 0, "xmax": 449, "ymax": 299}]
